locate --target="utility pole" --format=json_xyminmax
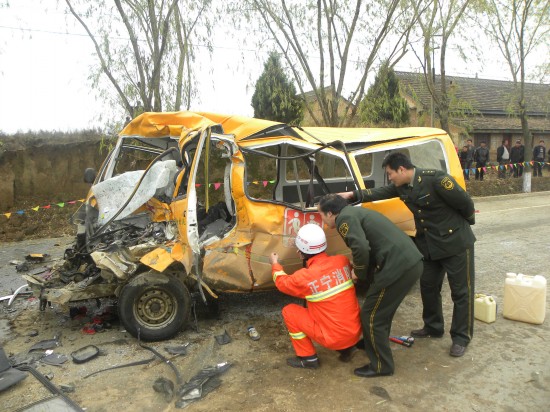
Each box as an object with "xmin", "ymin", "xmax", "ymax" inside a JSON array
[{"xmin": 431, "ymin": 38, "xmax": 436, "ymax": 128}]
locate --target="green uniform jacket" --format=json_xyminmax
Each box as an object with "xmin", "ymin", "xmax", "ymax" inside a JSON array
[
  {"xmin": 355, "ymin": 168, "xmax": 476, "ymax": 260},
  {"xmin": 335, "ymin": 206, "xmax": 423, "ymax": 289}
]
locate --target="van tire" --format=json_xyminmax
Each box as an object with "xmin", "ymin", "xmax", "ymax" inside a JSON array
[{"xmin": 118, "ymin": 272, "xmax": 191, "ymax": 341}]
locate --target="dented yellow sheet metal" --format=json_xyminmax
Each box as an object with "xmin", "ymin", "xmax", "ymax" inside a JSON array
[
  {"xmin": 119, "ymin": 111, "xmax": 219, "ymax": 138},
  {"xmin": 192, "ymin": 148, "xmax": 346, "ymax": 290},
  {"xmin": 194, "ymin": 112, "xmax": 282, "ymax": 142},
  {"xmin": 296, "ymin": 126, "xmax": 448, "ymax": 145},
  {"xmin": 198, "ymin": 188, "xmax": 351, "ymax": 290},
  {"xmin": 140, "ymin": 246, "xmax": 176, "ymax": 273},
  {"xmin": 120, "ymin": 111, "xmax": 283, "ymax": 143},
  {"xmin": 120, "ymin": 111, "xmax": 452, "ymax": 153},
  {"xmin": 145, "ymin": 198, "xmax": 173, "ymax": 222}
]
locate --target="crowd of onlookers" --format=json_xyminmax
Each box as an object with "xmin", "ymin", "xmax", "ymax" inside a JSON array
[{"xmin": 458, "ymin": 139, "xmax": 549, "ymax": 181}]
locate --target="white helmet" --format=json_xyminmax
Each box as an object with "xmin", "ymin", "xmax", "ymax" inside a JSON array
[{"xmin": 295, "ymin": 224, "xmax": 327, "ymax": 254}]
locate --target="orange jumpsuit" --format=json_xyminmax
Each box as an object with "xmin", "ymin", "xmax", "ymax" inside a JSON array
[{"xmin": 272, "ymin": 252, "xmax": 362, "ymax": 357}]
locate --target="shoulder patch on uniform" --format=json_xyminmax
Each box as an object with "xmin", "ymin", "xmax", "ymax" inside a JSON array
[
  {"xmin": 338, "ymin": 223, "xmax": 349, "ymax": 237},
  {"xmin": 441, "ymin": 176, "xmax": 454, "ymax": 190}
]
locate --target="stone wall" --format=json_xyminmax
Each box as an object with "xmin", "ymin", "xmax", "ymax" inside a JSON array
[{"xmin": 0, "ymin": 132, "xmax": 108, "ymax": 211}]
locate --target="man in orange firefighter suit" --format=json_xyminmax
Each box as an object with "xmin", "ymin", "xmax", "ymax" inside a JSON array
[{"xmin": 269, "ymin": 224, "xmax": 362, "ymax": 369}]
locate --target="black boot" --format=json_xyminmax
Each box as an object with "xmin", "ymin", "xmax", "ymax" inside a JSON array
[
  {"xmin": 337, "ymin": 345, "xmax": 359, "ymax": 362},
  {"xmin": 286, "ymin": 355, "xmax": 319, "ymax": 369}
]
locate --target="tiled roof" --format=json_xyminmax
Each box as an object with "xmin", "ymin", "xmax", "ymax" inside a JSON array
[
  {"xmin": 454, "ymin": 115, "xmax": 549, "ymax": 133},
  {"xmin": 396, "ymin": 71, "xmax": 550, "ymax": 116}
]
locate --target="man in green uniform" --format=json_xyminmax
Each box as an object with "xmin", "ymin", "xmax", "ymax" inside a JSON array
[
  {"xmin": 318, "ymin": 194, "xmax": 423, "ymax": 377},
  {"xmin": 339, "ymin": 152, "xmax": 476, "ymax": 357}
]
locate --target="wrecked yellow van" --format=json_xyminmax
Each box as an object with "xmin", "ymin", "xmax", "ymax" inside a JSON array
[{"xmin": 23, "ymin": 111, "xmax": 464, "ymax": 340}]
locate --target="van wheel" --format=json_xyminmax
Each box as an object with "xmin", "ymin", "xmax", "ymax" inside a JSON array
[{"xmin": 118, "ymin": 272, "xmax": 191, "ymax": 341}]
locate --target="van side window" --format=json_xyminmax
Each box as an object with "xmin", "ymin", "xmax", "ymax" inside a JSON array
[
  {"xmin": 243, "ymin": 145, "xmax": 279, "ymax": 201},
  {"xmin": 243, "ymin": 143, "xmax": 354, "ymax": 207},
  {"xmin": 354, "ymin": 140, "xmax": 447, "ymax": 189},
  {"xmin": 281, "ymin": 146, "xmax": 353, "ymax": 205}
]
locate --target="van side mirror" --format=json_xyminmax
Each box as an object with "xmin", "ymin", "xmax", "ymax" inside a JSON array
[{"xmin": 84, "ymin": 168, "xmax": 97, "ymax": 184}]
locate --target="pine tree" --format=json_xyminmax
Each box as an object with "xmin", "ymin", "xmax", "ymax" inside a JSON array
[
  {"xmin": 359, "ymin": 62, "xmax": 409, "ymax": 126},
  {"xmin": 251, "ymin": 52, "xmax": 303, "ymax": 124}
]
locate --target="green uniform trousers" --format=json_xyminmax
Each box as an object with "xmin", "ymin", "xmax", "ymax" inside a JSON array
[
  {"xmin": 420, "ymin": 247, "xmax": 475, "ymax": 346},
  {"xmin": 361, "ymin": 260, "xmax": 423, "ymax": 374}
]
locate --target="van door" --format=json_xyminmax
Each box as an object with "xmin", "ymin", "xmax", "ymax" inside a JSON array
[
  {"xmin": 170, "ymin": 131, "xmax": 203, "ymax": 274},
  {"xmin": 171, "ymin": 127, "xmax": 236, "ymax": 277}
]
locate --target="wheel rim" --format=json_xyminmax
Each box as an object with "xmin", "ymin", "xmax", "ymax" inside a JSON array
[{"xmin": 133, "ymin": 287, "xmax": 178, "ymax": 330}]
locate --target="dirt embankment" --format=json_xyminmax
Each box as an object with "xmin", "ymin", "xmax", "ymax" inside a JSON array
[
  {"xmin": 0, "ymin": 131, "xmax": 108, "ymax": 242},
  {"xmin": 465, "ymin": 173, "xmax": 550, "ymax": 197},
  {"xmin": 0, "ymin": 131, "xmax": 108, "ymax": 212}
]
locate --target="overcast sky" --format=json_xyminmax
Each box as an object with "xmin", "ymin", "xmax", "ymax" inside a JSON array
[{"xmin": 0, "ymin": 1, "xmax": 538, "ymax": 134}]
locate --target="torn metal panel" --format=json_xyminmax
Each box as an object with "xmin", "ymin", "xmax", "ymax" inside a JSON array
[
  {"xmin": 201, "ymin": 250, "xmax": 252, "ymax": 292},
  {"xmin": 146, "ymin": 198, "xmax": 174, "ymax": 223},
  {"xmin": 0, "ymin": 284, "xmax": 32, "ymax": 307},
  {"xmin": 40, "ymin": 283, "xmax": 119, "ymax": 305},
  {"xmin": 91, "ymin": 250, "xmax": 138, "ymax": 280},
  {"xmin": 140, "ymin": 247, "xmax": 176, "ymax": 273}
]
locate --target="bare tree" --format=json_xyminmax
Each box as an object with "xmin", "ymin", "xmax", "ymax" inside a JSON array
[
  {"xmin": 480, "ymin": 0, "xmax": 550, "ymax": 158},
  {"xmin": 409, "ymin": 0, "xmax": 472, "ymax": 136},
  {"xmin": 238, "ymin": 0, "xmax": 417, "ymax": 127},
  {"xmin": 65, "ymin": 0, "xmax": 212, "ymax": 122}
]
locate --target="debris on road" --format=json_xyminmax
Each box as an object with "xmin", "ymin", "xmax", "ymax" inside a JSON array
[
  {"xmin": 28, "ymin": 334, "xmax": 62, "ymax": 352},
  {"xmin": 83, "ymin": 357, "xmax": 156, "ymax": 379},
  {"xmin": 25, "ymin": 253, "xmax": 50, "ymax": 263},
  {"xmin": 214, "ymin": 329, "xmax": 232, "ymax": 345},
  {"xmin": 0, "ymin": 284, "xmax": 32, "ymax": 306},
  {"xmin": 40, "ymin": 352, "xmax": 69, "ymax": 366},
  {"xmin": 70, "ymin": 345, "xmax": 100, "ymax": 364},
  {"xmin": 247, "ymin": 325, "xmax": 260, "ymax": 341},
  {"xmin": 164, "ymin": 343, "xmax": 190, "ymax": 356},
  {"xmin": 0, "ymin": 346, "xmax": 28, "ymax": 392},
  {"xmin": 153, "ymin": 376, "xmax": 175, "ymax": 402},
  {"xmin": 175, "ymin": 362, "xmax": 232, "ymax": 409}
]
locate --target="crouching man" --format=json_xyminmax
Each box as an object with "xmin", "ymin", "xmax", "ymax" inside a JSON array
[
  {"xmin": 318, "ymin": 194, "xmax": 423, "ymax": 377},
  {"xmin": 270, "ymin": 224, "xmax": 361, "ymax": 369}
]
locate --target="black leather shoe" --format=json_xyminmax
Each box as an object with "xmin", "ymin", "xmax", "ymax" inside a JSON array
[
  {"xmin": 410, "ymin": 327, "xmax": 444, "ymax": 338},
  {"xmin": 286, "ymin": 356, "xmax": 320, "ymax": 369},
  {"xmin": 449, "ymin": 343, "xmax": 466, "ymax": 357},
  {"xmin": 353, "ymin": 364, "xmax": 393, "ymax": 378}
]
